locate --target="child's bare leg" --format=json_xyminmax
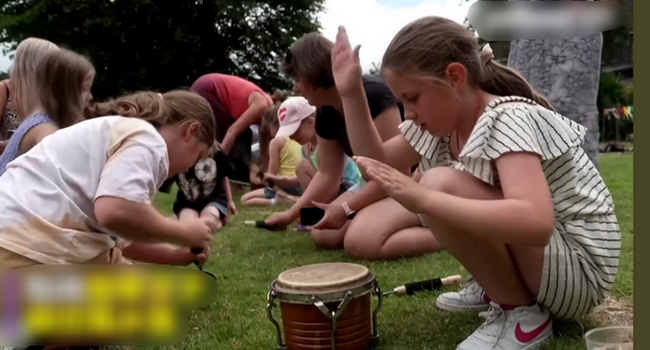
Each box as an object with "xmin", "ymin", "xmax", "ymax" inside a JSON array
[
  {"xmin": 200, "ymin": 205, "xmax": 223, "ymax": 232},
  {"xmin": 344, "ymin": 197, "xmax": 443, "ymax": 260},
  {"xmin": 296, "ymin": 158, "xmax": 317, "ymax": 191},
  {"xmin": 240, "ymin": 188, "xmax": 273, "ymax": 207},
  {"xmin": 178, "ymin": 208, "xmax": 200, "ymax": 221},
  {"xmin": 418, "ymin": 167, "xmax": 544, "ymax": 306}
]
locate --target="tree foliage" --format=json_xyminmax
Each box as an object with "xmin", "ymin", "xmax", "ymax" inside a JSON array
[{"xmin": 0, "ymin": 0, "xmax": 324, "ymax": 99}]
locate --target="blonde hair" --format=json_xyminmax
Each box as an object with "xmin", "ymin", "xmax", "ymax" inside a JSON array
[
  {"xmin": 35, "ymin": 48, "xmax": 94, "ymax": 128},
  {"xmin": 381, "ymin": 16, "xmax": 553, "ymax": 110},
  {"xmin": 87, "ymin": 90, "xmax": 216, "ymax": 145},
  {"xmin": 208, "ymin": 140, "xmax": 221, "ymax": 156},
  {"xmin": 10, "ymin": 37, "xmax": 59, "ymax": 119}
]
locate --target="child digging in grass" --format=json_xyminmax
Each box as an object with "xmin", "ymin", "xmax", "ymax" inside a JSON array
[
  {"xmin": 0, "ymin": 90, "xmax": 216, "ymax": 271},
  {"xmin": 160, "ymin": 141, "xmax": 237, "ymax": 232},
  {"xmin": 240, "ymin": 104, "xmax": 303, "ymax": 207}
]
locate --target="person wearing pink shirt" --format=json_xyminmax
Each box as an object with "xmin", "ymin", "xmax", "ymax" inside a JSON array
[{"xmin": 191, "ymin": 73, "xmax": 273, "ymax": 183}]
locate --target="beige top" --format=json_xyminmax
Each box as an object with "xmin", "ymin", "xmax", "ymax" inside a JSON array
[
  {"xmin": 276, "ymin": 262, "xmax": 370, "ymax": 293},
  {"xmin": 0, "ymin": 116, "xmax": 169, "ymax": 265}
]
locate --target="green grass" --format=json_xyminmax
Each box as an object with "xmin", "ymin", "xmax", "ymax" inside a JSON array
[{"xmin": 147, "ymin": 153, "xmax": 633, "ymax": 350}]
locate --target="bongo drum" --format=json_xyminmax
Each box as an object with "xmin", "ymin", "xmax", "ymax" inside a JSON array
[{"xmin": 266, "ymin": 262, "xmax": 383, "ymax": 350}]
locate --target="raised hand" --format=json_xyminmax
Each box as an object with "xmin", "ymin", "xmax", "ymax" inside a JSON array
[
  {"xmin": 354, "ymin": 156, "xmax": 425, "ymax": 213},
  {"xmin": 331, "ymin": 26, "xmax": 363, "ymax": 96}
]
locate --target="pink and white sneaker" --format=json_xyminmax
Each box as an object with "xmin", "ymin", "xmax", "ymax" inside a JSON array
[
  {"xmin": 436, "ymin": 276, "xmax": 491, "ymax": 312},
  {"xmin": 456, "ymin": 302, "xmax": 553, "ymax": 350}
]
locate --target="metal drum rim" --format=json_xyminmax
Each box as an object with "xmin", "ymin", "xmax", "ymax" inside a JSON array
[{"xmin": 270, "ymin": 272, "xmax": 377, "ymax": 304}]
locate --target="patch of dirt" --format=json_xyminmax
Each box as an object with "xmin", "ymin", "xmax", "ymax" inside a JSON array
[{"xmin": 590, "ymin": 296, "xmax": 634, "ymax": 327}]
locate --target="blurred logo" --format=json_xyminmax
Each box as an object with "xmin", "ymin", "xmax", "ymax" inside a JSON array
[
  {"xmin": 0, "ymin": 265, "xmax": 217, "ymax": 347},
  {"xmin": 468, "ymin": 1, "xmax": 625, "ymax": 41}
]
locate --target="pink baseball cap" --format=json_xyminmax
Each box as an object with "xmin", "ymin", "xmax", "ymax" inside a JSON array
[{"xmin": 275, "ymin": 96, "xmax": 317, "ymax": 138}]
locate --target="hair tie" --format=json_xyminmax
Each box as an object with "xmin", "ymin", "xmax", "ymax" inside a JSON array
[{"xmin": 480, "ymin": 44, "xmax": 494, "ymax": 64}]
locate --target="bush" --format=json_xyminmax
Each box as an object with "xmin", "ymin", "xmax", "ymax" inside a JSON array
[
  {"xmin": 599, "ymin": 72, "xmax": 633, "ymax": 142},
  {"xmin": 625, "ymin": 85, "xmax": 633, "ymax": 105},
  {"xmin": 600, "ymin": 72, "xmax": 631, "ymax": 108}
]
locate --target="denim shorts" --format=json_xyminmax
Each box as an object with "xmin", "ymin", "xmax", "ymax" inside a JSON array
[
  {"xmin": 206, "ymin": 201, "xmax": 228, "ymax": 219},
  {"xmin": 264, "ymin": 186, "xmax": 303, "ymax": 198}
]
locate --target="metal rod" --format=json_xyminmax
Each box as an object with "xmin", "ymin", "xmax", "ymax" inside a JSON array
[
  {"xmin": 266, "ymin": 289, "xmax": 284, "ymax": 349},
  {"xmin": 371, "ymin": 281, "xmax": 383, "ymax": 349}
]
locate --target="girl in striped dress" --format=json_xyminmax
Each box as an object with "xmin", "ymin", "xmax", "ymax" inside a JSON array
[{"xmin": 331, "ymin": 17, "xmax": 620, "ymax": 350}]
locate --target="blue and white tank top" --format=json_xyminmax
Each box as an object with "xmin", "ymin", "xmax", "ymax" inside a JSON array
[{"xmin": 0, "ymin": 112, "xmax": 53, "ymax": 176}]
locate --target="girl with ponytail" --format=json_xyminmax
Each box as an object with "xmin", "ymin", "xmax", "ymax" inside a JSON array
[{"xmin": 330, "ymin": 16, "xmax": 620, "ymax": 350}]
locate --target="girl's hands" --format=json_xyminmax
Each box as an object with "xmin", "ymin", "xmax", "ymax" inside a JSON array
[
  {"xmin": 228, "ymin": 200, "xmax": 237, "ymax": 215},
  {"xmin": 354, "ymin": 156, "xmax": 425, "ymax": 213},
  {"xmin": 331, "ymin": 26, "xmax": 363, "ymax": 96},
  {"xmin": 220, "ymin": 134, "xmax": 234, "ymax": 155},
  {"xmin": 263, "ymin": 173, "xmax": 280, "ymax": 183},
  {"xmin": 311, "ymin": 201, "xmax": 349, "ymax": 231},
  {"xmin": 175, "ymin": 246, "xmax": 210, "ymax": 266},
  {"xmin": 265, "ymin": 209, "xmax": 296, "ymax": 229},
  {"xmin": 179, "ymin": 218, "xmax": 212, "ymax": 249}
]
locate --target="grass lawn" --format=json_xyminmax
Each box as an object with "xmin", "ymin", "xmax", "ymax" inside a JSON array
[{"xmin": 147, "ymin": 153, "xmax": 633, "ymax": 350}]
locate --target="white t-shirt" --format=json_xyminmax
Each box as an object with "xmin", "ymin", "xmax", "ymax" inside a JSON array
[{"xmin": 0, "ymin": 116, "xmax": 169, "ymax": 265}]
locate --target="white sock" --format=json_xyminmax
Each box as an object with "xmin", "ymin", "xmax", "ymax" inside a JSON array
[{"xmin": 270, "ymin": 197, "xmax": 277, "ymax": 205}]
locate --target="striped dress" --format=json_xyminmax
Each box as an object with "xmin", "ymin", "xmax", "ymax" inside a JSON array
[{"xmin": 400, "ymin": 96, "xmax": 620, "ymax": 320}]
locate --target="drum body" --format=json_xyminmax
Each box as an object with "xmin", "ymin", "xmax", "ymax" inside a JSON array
[{"xmin": 266, "ymin": 263, "xmax": 383, "ymax": 350}]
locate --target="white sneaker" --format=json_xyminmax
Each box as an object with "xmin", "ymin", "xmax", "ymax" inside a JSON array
[
  {"xmin": 436, "ymin": 276, "xmax": 490, "ymax": 312},
  {"xmin": 456, "ymin": 302, "xmax": 553, "ymax": 350}
]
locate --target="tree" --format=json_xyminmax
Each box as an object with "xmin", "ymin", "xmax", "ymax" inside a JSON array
[
  {"xmin": 0, "ymin": 71, "xmax": 7, "ymax": 80},
  {"xmin": 0, "ymin": 0, "xmax": 324, "ymax": 99}
]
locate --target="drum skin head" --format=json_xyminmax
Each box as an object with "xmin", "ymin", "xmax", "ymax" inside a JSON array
[{"xmin": 276, "ymin": 262, "xmax": 370, "ymax": 294}]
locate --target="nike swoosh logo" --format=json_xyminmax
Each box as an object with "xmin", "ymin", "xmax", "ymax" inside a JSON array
[{"xmin": 515, "ymin": 317, "xmax": 552, "ymax": 343}]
